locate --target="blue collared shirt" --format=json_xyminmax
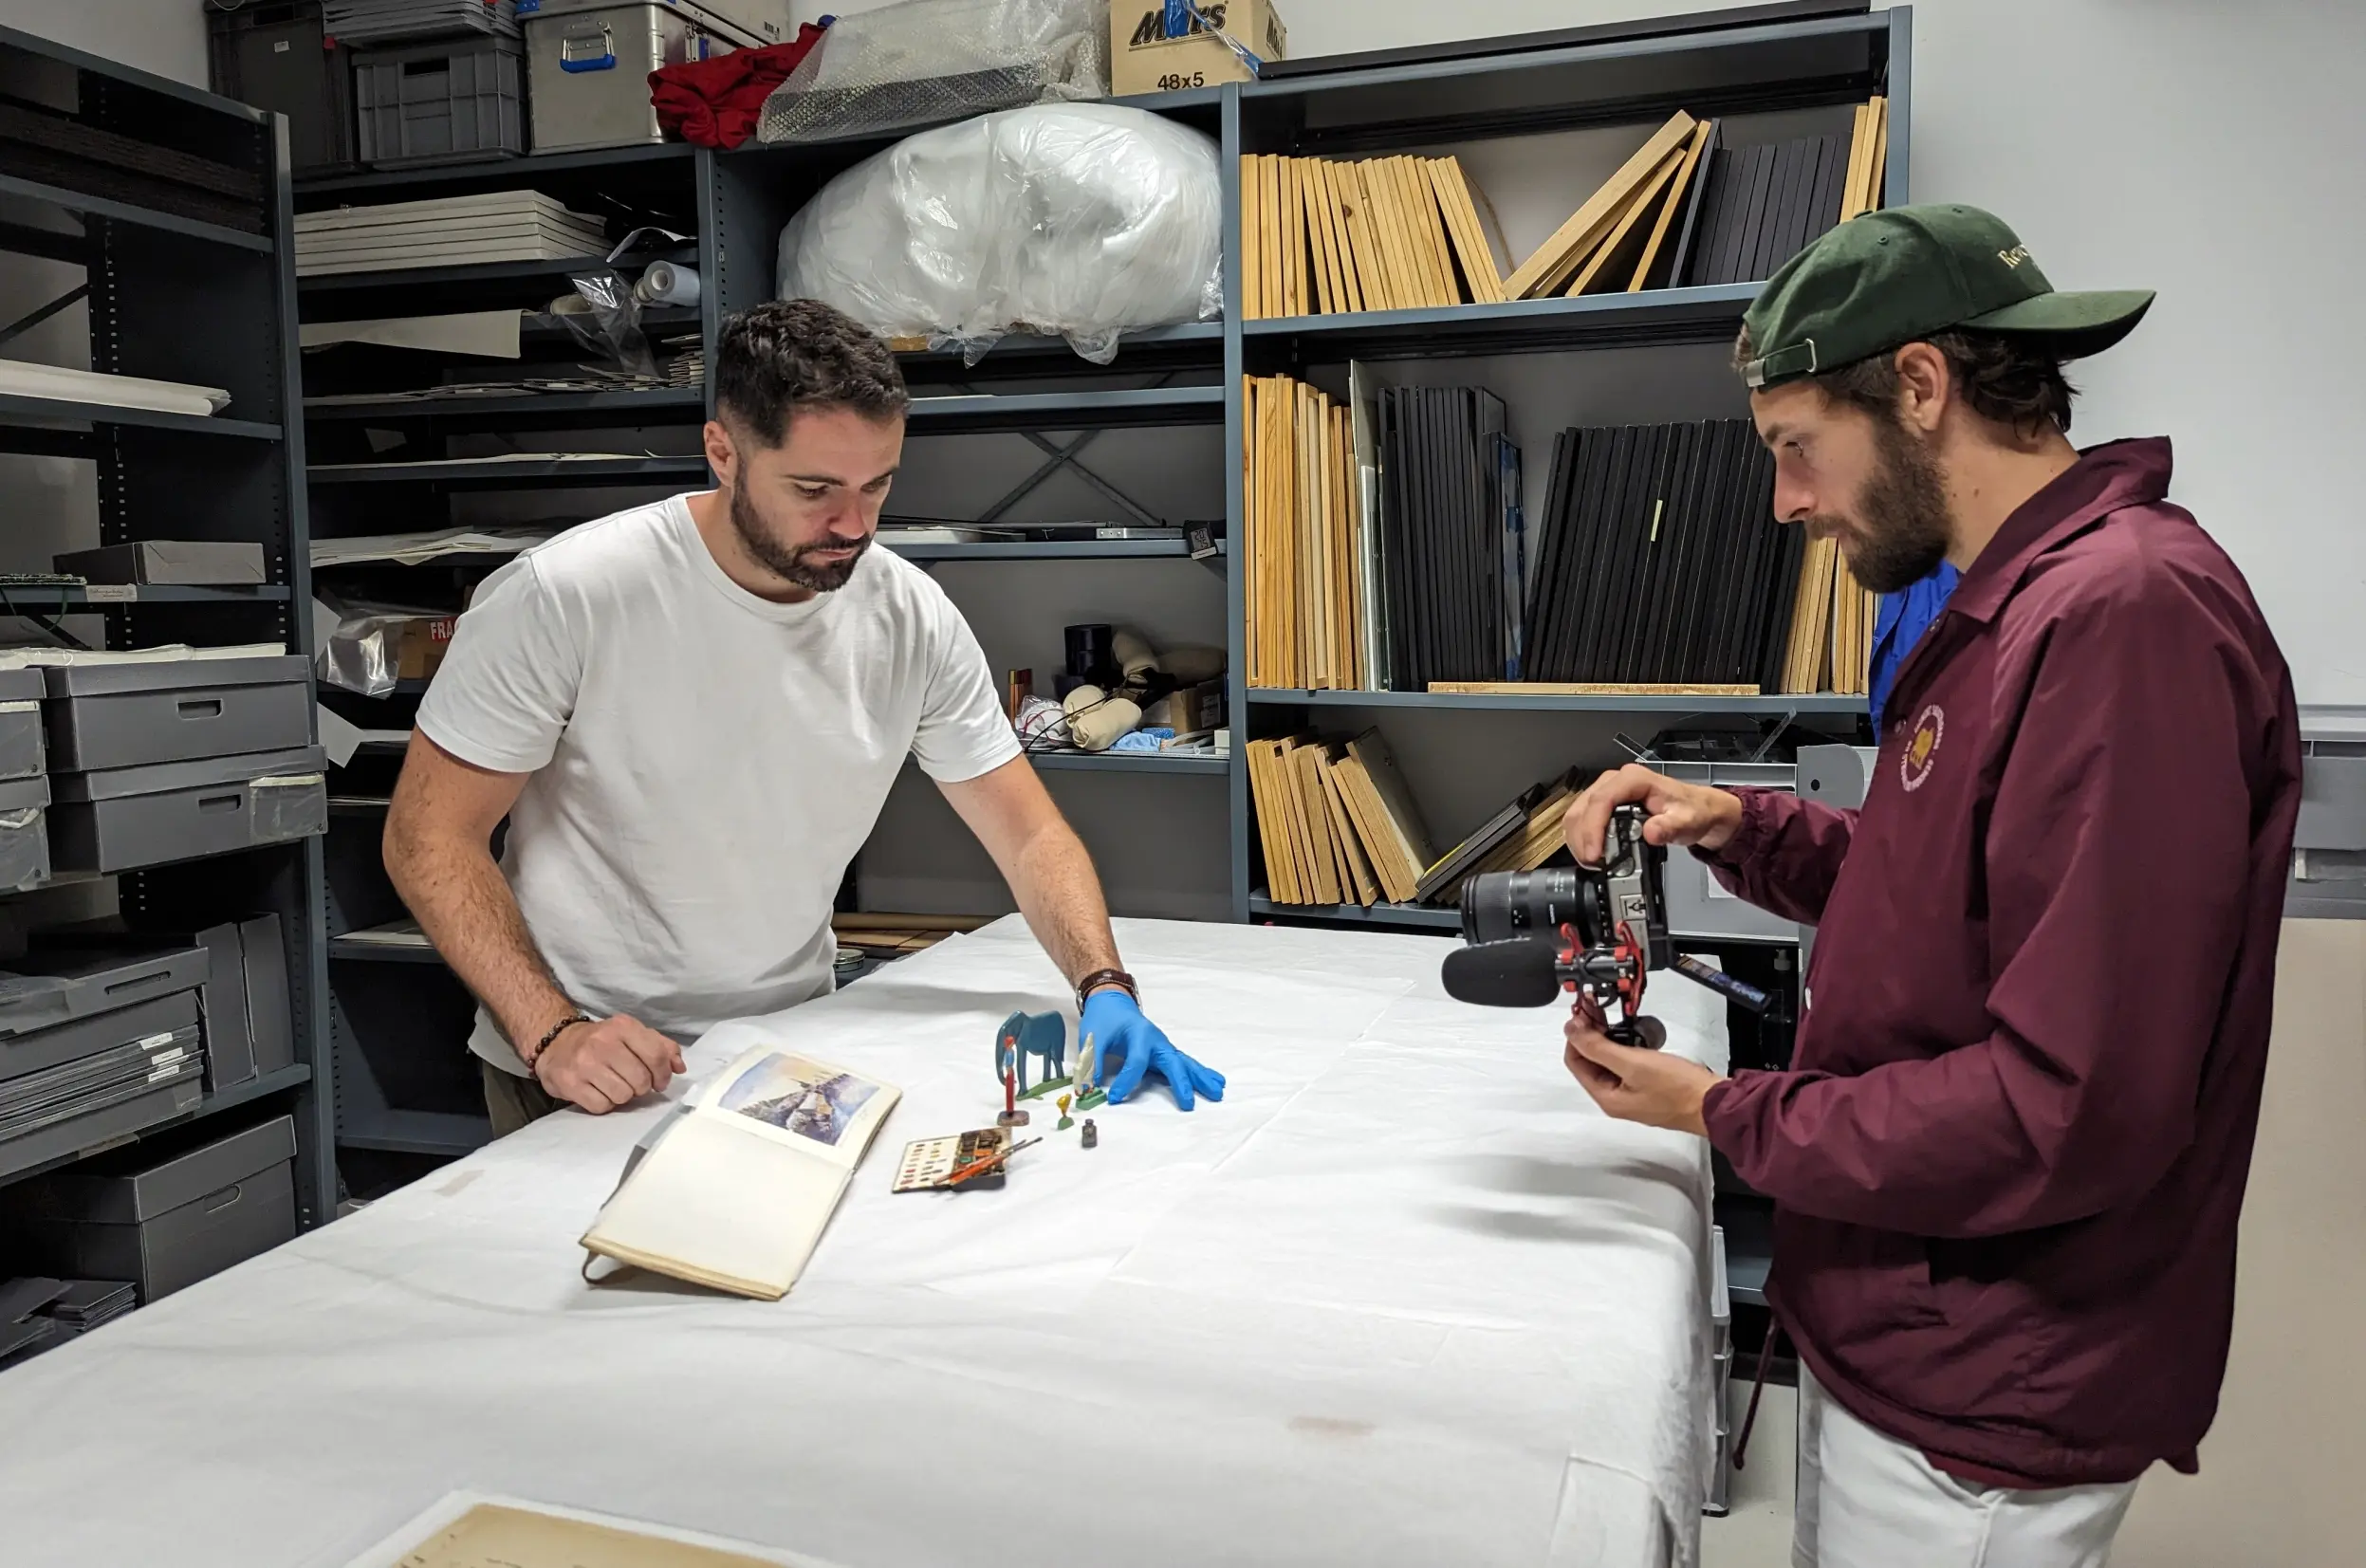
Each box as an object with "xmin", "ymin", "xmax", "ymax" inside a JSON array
[{"xmin": 1867, "ymin": 563, "xmax": 1959, "ymax": 732}]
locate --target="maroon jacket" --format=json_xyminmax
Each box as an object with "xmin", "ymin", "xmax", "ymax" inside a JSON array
[{"xmin": 1700, "ymin": 439, "xmax": 2301, "ymax": 1488}]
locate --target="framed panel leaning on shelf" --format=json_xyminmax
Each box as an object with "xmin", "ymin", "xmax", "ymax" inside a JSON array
[{"xmin": 0, "ymin": 25, "xmax": 336, "ymax": 1229}]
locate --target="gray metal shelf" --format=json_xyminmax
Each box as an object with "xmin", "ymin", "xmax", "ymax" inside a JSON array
[
  {"xmin": 300, "ymin": 256, "xmax": 612, "ymax": 293},
  {"xmin": 0, "ymin": 171, "xmax": 270, "ymax": 253},
  {"xmin": 905, "ymin": 386, "xmax": 1225, "ymax": 433},
  {"xmin": 310, "ymin": 455, "xmax": 710, "ymax": 487},
  {"xmin": 293, "ymin": 141, "xmax": 694, "ymax": 199},
  {"xmin": 305, "ymin": 387, "xmax": 704, "ymax": 424},
  {"xmin": 0, "ymin": 394, "xmax": 282, "ymax": 442},
  {"xmin": 330, "ymin": 936, "xmax": 444, "ymax": 964},
  {"xmin": 1248, "ymin": 895, "xmax": 1463, "ymax": 930},
  {"xmin": 1028, "ymin": 750, "xmax": 1229, "ymax": 776},
  {"xmin": 897, "ymin": 322, "xmax": 1223, "ymax": 362},
  {"xmin": 335, "ymin": 1108, "xmax": 490, "ymax": 1159},
  {"xmin": 878, "ymin": 536, "xmax": 1225, "ymax": 563},
  {"xmin": 1244, "ymin": 282, "xmax": 1761, "ymax": 359},
  {"xmin": 0, "ymin": 583, "xmax": 292, "ymax": 606},
  {"xmin": 1247, "ymin": 689, "xmax": 1869, "ymax": 715}
]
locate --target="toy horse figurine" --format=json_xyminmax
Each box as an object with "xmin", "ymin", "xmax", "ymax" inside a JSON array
[{"xmin": 997, "ymin": 1009, "xmax": 1067, "ymax": 1097}]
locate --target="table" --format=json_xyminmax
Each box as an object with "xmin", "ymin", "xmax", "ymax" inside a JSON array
[{"xmin": 0, "ymin": 916, "xmax": 1727, "ymax": 1567}]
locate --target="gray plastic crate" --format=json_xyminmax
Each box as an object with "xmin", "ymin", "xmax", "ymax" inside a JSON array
[{"xmin": 355, "ymin": 35, "xmax": 528, "ymax": 167}]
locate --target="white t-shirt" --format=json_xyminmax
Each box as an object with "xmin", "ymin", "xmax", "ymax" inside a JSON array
[{"xmin": 416, "ymin": 493, "xmax": 1021, "ymax": 1075}]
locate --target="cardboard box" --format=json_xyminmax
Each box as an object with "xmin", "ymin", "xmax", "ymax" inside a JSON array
[
  {"xmin": 54, "ymin": 541, "xmax": 267, "ymax": 585},
  {"xmin": 1110, "ymin": 0, "xmax": 1286, "ymax": 96},
  {"xmin": 392, "ymin": 616, "xmax": 457, "ymax": 681}
]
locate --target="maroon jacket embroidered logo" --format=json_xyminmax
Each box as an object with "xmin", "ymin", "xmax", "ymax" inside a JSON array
[
  {"xmin": 1696, "ymin": 439, "xmax": 2302, "ymax": 1491},
  {"xmin": 1899, "ymin": 704, "xmax": 1944, "ymax": 791}
]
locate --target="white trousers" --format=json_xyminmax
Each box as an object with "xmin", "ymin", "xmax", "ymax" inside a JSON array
[{"xmin": 1793, "ymin": 1365, "xmax": 2139, "ymax": 1568}]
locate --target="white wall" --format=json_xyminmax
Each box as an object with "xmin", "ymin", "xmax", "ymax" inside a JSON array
[
  {"xmin": 0, "ymin": 0, "xmax": 206, "ymax": 84},
  {"xmin": 1265, "ymin": 0, "xmax": 2366, "ymax": 704}
]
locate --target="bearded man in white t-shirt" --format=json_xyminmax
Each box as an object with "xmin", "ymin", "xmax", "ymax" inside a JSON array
[{"xmin": 383, "ymin": 299, "xmax": 1224, "ymax": 1136}]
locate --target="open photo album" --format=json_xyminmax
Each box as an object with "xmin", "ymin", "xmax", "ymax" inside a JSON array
[{"xmin": 581, "ymin": 1043, "xmax": 901, "ymax": 1301}]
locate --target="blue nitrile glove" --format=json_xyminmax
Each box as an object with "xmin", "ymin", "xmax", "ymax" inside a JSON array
[{"xmin": 1081, "ymin": 988, "xmax": 1225, "ymax": 1111}]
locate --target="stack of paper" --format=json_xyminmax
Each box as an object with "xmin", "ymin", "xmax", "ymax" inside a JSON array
[
  {"xmin": 295, "ymin": 192, "xmax": 607, "ymax": 278},
  {"xmin": 322, "ymin": 0, "xmax": 520, "ymax": 46},
  {"xmin": 310, "ymin": 526, "xmax": 556, "ymax": 567}
]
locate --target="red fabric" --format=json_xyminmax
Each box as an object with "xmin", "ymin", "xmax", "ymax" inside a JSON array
[
  {"xmin": 649, "ymin": 24, "xmax": 826, "ymax": 150},
  {"xmin": 1698, "ymin": 438, "xmax": 2301, "ymax": 1489}
]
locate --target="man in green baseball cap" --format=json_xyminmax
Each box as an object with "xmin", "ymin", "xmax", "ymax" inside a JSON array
[{"xmin": 1561, "ymin": 205, "xmax": 2302, "ymax": 1566}]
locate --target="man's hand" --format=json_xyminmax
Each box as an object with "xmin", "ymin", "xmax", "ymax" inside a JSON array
[
  {"xmin": 1562, "ymin": 999, "xmax": 1721, "ymax": 1136},
  {"xmin": 1562, "ymin": 763, "xmax": 1746, "ymax": 865},
  {"xmin": 532, "ymin": 1014, "xmax": 686, "ymax": 1114},
  {"xmin": 1082, "ymin": 989, "xmax": 1225, "ymax": 1112}
]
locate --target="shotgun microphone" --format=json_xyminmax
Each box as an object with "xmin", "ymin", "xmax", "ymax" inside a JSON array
[{"xmin": 1440, "ymin": 938, "xmax": 1563, "ymax": 1008}]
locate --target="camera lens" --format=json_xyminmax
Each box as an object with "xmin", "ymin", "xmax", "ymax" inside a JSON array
[{"xmin": 1460, "ymin": 867, "xmax": 1591, "ymax": 947}]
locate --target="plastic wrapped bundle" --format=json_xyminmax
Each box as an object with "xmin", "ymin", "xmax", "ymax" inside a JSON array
[
  {"xmin": 776, "ymin": 103, "xmax": 1222, "ymax": 363},
  {"xmin": 755, "ymin": 0, "xmax": 1104, "ymax": 146}
]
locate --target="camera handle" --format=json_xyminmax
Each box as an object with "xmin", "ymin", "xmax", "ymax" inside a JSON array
[
  {"xmin": 1557, "ymin": 925, "xmax": 1784, "ymax": 1048},
  {"xmin": 1560, "ymin": 921, "xmax": 1653, "ymax": 1044}
]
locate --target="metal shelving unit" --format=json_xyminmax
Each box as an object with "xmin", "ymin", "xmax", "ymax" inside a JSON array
[
  {"xmin": 0, "ymin": 24, "xmax": 336, "ymax": 1228},
  {"xmin": 271, "ymin": 11, "xmax": 1907, "ymax": 1175},
  {"xmin": 1227, "ymin": 9, "xmax": 1909, "ymax": 925},
  {"xmin": 295, "ymin": 133, "xmax": 714, "ymax": 1164}
]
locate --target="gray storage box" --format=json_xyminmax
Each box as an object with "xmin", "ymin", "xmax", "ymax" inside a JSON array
[
  {"xmin": 0, "ymin": 1027, "xmax": 201, "ymax": 1142},
  {"xmin": 30, "ymin": 929, "xmax": 252, "ymax": 1091},
  {"xmin": 46, "ymin": 746, "xmax": 329, "ymax": 876},
  {"xmin": 0, "ymin": 1116, "xmax": 298, "ymax": 1302},
  {"xmin": 43, "ymin": 655, "xmax": 313, "ymax": 773},
  {"xmin": 239, "ymin": 914, "xmax": 295, "ymax": 1078},
  {"xmin": 356, "ymin": 35, "xmax": 528, "ymax": 167},
  {"xmin": 0, "ymin": 1074, "xmax": 202, "ymax": 1186},
  {"xmin": 0, "ymin": 992, "xmax": 200, "ymax": 1094},
  {"xmin": 0, "ymin": 773, "xmax": 48, "ymax": 893},
  {"xmin": 0, "ymin": 946, "xmax": 209, "ymax": 1041},
  {"xmin": 0, "ymin": 668, "xmax": 45, "ymax": 783},
  {"xmin": 526, "ymin": 1, "xmax": 760, "ymax": 152},
  {"xmin": 53, "ymin": 542, "xmax": 268, "ymax": 586}
]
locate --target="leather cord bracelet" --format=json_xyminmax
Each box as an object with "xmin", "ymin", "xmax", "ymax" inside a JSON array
[
  {"xmin": 525, "ymin": 1011, "xmax": 593, "ymax": 1073},
  {"xmin": 1073, "ymin": 968, "xmax": 1137, "ymax": 1011}
]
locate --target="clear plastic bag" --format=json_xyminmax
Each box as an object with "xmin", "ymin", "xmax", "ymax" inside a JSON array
[
  {"xmin": 756, "ymin": 0, "xmax": 1105, "ymax": 145},
  {"xmin": 250, "ymin": 773, "xmax": 329, "ymax": 844},
  {"xmin": 777, "ymin": 102, "xmax": 1223, "ymax": 364},
  {"xmin": 315, "ymin": 597, "xmax": 443, "ymax": 698},
  {"xmin": 551, "ymin": 270, "xmax": 656, "ymax": 378}
]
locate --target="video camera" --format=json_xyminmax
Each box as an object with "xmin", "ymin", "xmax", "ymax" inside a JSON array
[{"xmin": 1441, "ymin": 804, "xmax": 1778, "ymax": 1044}]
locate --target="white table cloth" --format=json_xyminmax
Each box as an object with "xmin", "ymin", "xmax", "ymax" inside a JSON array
[{"xmin": 0, "ymin": 916, "xmax": 1726, "ymax": 1567}]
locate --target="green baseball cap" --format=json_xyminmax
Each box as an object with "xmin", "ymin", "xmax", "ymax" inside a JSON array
[{"xmin": 1740, "ymin": 204, "xmax": 2155, "ymax": 390}]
